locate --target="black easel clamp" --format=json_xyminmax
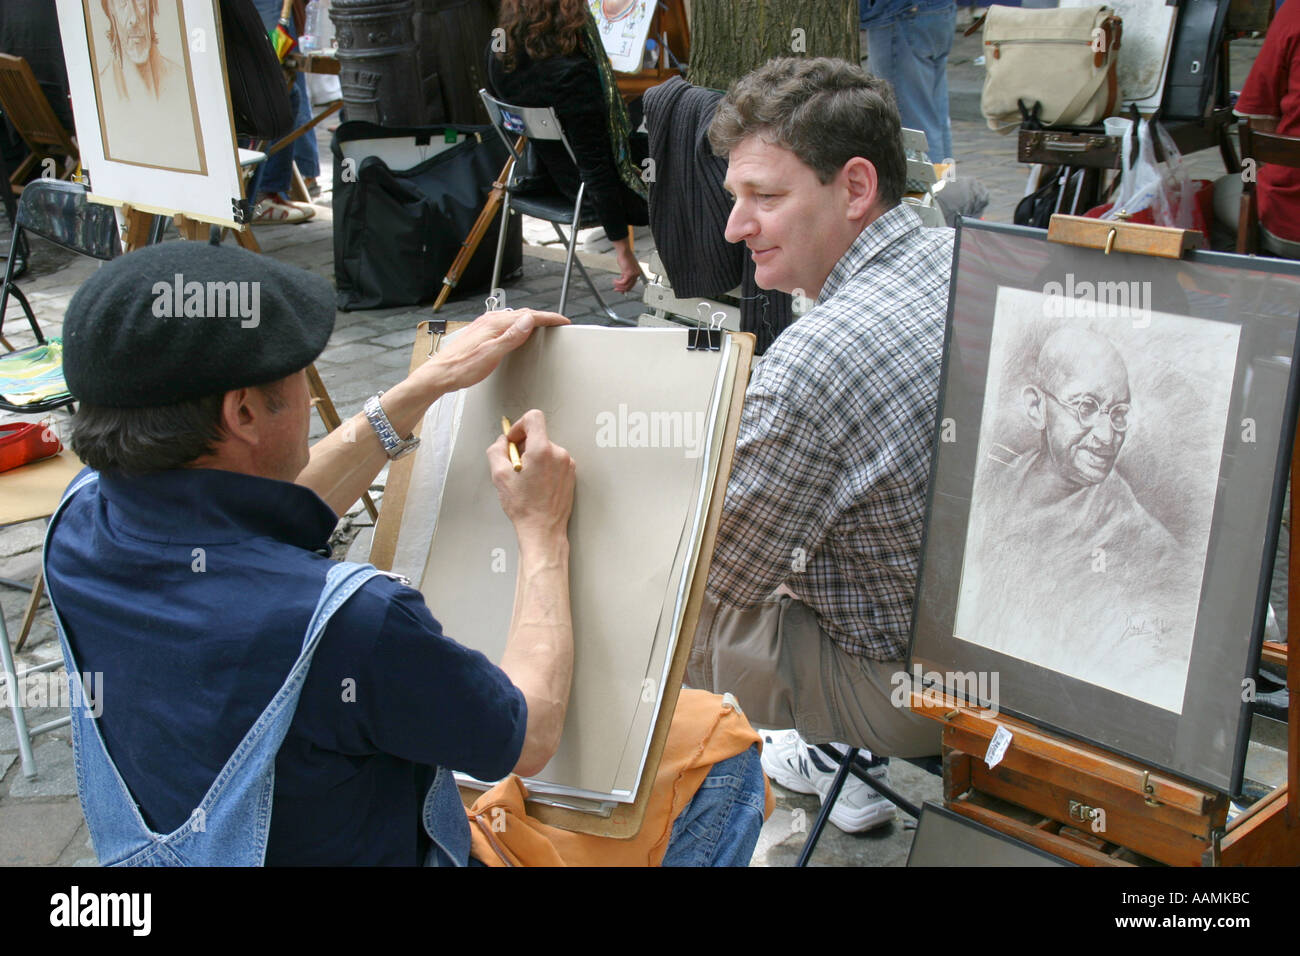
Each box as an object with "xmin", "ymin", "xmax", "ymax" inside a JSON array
[{"xmin": 687, "ymin": 302, "xmax": 724, "ymax": 351}]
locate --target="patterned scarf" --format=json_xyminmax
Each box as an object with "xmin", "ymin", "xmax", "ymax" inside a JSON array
[{"xmin": 578, "ymin": 4, "xmax": 648, "ymax": 200}]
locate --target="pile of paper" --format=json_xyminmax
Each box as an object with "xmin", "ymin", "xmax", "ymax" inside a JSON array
[{"xmin": 392, "ymin": 326, "xmax": 738, "ymax": 810}]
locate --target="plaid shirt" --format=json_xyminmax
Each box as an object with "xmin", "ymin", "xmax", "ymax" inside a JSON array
[{"xmin": 706, "ymin": 205, "xmax": 954, "ymax": 660}]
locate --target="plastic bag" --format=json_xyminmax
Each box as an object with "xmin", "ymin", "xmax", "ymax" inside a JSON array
[{"xmin": 1104, "ymin": 119, "xmax": 1197, "ymax": 229}]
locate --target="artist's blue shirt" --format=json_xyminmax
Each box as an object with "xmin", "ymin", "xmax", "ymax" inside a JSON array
[{"xmin": 44, "ymin": 467, "xmax": 527, "ymax": 866}]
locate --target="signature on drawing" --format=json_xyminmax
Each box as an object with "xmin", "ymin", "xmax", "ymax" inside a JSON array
[{"xmin": 1119, "ymin": 614, "xmax": 1174, "ymax": 645}]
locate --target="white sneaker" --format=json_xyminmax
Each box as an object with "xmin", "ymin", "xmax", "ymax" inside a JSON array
[{"xmin": 759, "ymin": 729, "xmax": 897, "ymax": 833}]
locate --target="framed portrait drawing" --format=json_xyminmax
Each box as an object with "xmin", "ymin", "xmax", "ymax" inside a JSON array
[
  {"xmin": 56, "ymin": 0, "xmax": 244, "ymax": 227},
  {"xmin": 910, "ymin": 219, "xmax": 1300, "ymax": 795}
]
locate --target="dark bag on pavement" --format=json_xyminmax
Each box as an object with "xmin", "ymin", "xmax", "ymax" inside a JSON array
[
  {"xmin": 1015, "ymin": 167, "xmax": 1088, "ymax": 229},
  {"xmin": 219, "ymin": 0, "xmax": 294, "ymax": 141},
  {"xmin": 332, "ymin": 122, "xmax": 523, "ymax": 310}
]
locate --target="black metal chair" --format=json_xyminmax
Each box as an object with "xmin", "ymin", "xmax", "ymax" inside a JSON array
[
  {"xmin": 478, "ymin": 89, "xmax": 622, "ymax": 321},
  {"xmin": 0, "ymin": 179, "xmax": 120, "ymax": 413}
]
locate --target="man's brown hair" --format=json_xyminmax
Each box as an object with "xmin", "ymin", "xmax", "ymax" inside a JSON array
[
  {"xmin": 708, "ymin": 57, "xmax": 906, "ymax": 208},
  {"xmin": 72, "ymin": 380, "xmax": 288, "ymax": 476},
  {"xmin": 494, "ymin": 0, "xmax": 588, "ymax": 72}
]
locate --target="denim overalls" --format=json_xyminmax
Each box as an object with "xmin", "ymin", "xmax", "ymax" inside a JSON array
[{"xmin": 44, "ymin": 473, "xmax": 470, "ymax": 866}]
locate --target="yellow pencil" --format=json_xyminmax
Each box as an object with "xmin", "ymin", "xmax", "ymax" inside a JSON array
[{"xmin": 501, "ymin": 416, "xmax": 522, "ymax": 471}]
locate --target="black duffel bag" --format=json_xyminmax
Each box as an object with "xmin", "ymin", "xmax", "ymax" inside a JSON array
[{"xmin": 332, "ymin": 122, "xmax": 523, "ymax": 310}]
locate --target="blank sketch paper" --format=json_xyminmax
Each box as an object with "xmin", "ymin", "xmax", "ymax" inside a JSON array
[{"xmin": 419, "ymin": 326, "xmax": 730, "ymax": 800}]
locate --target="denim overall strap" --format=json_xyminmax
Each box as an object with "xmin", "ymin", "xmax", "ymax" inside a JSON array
[
  {"xmin": 423, "ymin": 766, "xmax": 471, "ymax": 866},
  {"xmin": 41, "ymin": 474, "xmax": 475, "ymax": 866}
]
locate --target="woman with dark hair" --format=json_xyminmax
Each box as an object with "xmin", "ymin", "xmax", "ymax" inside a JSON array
[{"xmin": 486, "ymin": 0, "xmax": 649, "ymax": 294}]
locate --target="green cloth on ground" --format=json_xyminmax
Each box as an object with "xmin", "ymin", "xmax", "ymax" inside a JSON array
[{"xmin": 0, "ymin": 338, "xmax": 70, "ymax": 405}]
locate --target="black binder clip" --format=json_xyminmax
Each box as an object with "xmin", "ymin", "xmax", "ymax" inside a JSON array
[{"xmin": 687, "ymin": 303, "xmax": 723, "ymax": 351}]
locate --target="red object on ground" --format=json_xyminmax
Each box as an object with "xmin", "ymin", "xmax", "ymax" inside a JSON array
[
  {"xmin": 1083, "ymin": 178, "xmax": 1215, "ymax": 239},
  {"xmin": 0, "ymin": 422, "xmax": 61, "ymax": 473}
]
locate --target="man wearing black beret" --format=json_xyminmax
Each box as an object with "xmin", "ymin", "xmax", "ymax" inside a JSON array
[{"xmin": 41, "ymin": 241, "xmax": 768, "ymax": 866}]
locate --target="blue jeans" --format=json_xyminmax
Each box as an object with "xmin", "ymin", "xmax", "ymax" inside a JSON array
[
  {"xmin": 249, "ymin": 0, "xmax": 320, "ymax": 197},
  {"xmin": 861, "ymin": 0, "xmax": 956, "ymax": 162},
  {"xmin": 660, "ymin": 744, "xmax": 767, "ymax": 866}
]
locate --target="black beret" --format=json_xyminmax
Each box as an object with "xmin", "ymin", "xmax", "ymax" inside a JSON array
[{"xmin": 62, "ymin": 240, "xmax": 336, "ymax": 407}]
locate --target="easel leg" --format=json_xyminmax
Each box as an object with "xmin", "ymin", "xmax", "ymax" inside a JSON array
[
  {"xmin": 173, "ymin": 214, "xmax": 206, "ymax": 241},
  {"xmin": 796, "ymin": 749, "xmax": 857, "ymax": 867},
  {"xmin": 1288, "ymin": 421, "xmax": 1298, "ymax": 829},
  {"xmin": 305, "ymin": 363, "xmax": 379, "ymax": 521},
  {"xmin": 233, "ymin": 226, "xmax": 261, "ymax": 253},
  {"xmin": 120, "ymin": 206, "xmax": 156, "ymax": 252},
  {"xmin": 13, "ymin": 566, "xmax": 44, "ymax": 653},
  {"xmin": 289, "ymin": 162, "xmax": 312, "ymax": 204}
]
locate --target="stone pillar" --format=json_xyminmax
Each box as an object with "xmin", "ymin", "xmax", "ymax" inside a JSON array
[{"xmin": 330, "ymin": 0, "xmax": 434, "ymax": 126}]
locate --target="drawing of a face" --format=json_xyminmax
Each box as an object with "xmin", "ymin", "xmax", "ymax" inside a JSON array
[
  {"xmin": 105, "ymin": 0, "xmax": 156, "ymax": 66},
  {"xmin": 1024, "ymin": 328, "xmax": 1131, "ymax": 488},
  {"xmin": 601, "ymin": 0, "xmax": 637, "ymax": 21}
]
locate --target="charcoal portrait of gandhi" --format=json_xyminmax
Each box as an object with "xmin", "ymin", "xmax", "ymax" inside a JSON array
[
  {"xmin": 996, "ymin": 327, "xmax": 1178, "ymax": 560},
  {"xmin": 953, "ymin": 317, "xmax": 1221, "ymax": 714}
]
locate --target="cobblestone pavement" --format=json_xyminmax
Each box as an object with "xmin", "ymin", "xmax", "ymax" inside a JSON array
[{"xmin": 0, "ymin": 30, "xmax": 1284, "ymax": 868}]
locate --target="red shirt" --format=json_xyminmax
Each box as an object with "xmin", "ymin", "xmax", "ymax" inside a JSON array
[{"xmin": 1236, "ymin": 1, "xmax": 1300, "ymax": 242}]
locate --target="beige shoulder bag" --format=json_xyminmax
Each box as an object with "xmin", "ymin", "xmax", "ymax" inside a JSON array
[{"xmin": 979, "ymin": 4, "xmax": 1123, "ymax": 133}]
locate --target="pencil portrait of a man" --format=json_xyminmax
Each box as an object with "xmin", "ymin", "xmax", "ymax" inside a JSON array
[
  {"xmin": 85, "ymin": 0, "xmax": 205, "ymax": 173},
  {"xmin": 952, "ymin": 287, "xmax": 1241, "ymax": 713}
]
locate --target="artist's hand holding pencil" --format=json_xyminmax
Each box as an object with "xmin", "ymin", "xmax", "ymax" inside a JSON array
[
  {"xmin": 422, "ymin": 307, "xmax": 569, "ymax": 395},
  {"xmin": 489, "ymin": 410, "xmax": 576, "ymax": 548}
]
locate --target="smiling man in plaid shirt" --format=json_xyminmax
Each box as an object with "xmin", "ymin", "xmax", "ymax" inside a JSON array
[{"xmin": 687, "ymin": 57, "xmax": 954, "ymax": 833}]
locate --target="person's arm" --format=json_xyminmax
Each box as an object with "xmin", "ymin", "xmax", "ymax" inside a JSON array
[
  {"xmin": 551, "ymin": 59, "xmax": 630, "ymax": 239},
  {"xmin": 1234, "ymin": 20, "xmax": 1291, "ymax": 131},
  {"xmin": 610, "ymin": 236, "xmax": 644, "ymax": 293},
  {"xmin": 550, "ymin": 58, "xmax": 644, "ymax": 292},
  {"xmin": 486, "ymin": 410, "xmax": 577, "ymax": 776},
  {"xmin": 296, "ymin": 308, "xmax": 568, "ymax": 515}
]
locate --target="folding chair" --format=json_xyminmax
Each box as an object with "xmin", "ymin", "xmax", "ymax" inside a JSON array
[
  {"xmin": 0, "ymin": 180, "xmax": 119, "ymax": 670},
  {"xmin": 0, "ymin": 54, "xmax": 79, "ymax": 195},
  {"xmin": 0, "ymin": 450, "xmax": 83, "ymax": 778},
  {"xmin": 0, "ymin": 179, "xmax": 120, "ymax": 413},
  {"xmin": 479, "ymin": 90, "xmax": 622, "ymax": 321},
  {"xmin": 1236, "ymin": 125, "xmax": 1300, "ymax": 257},
  {"xmin": 0, "ymin": 146, "xmax": 27, "ymax": 280}
]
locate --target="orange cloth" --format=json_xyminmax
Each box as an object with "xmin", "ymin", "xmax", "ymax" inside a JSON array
[{"xmin": 466, "ymin": 689, "xmax": 773, "ymax": 866}]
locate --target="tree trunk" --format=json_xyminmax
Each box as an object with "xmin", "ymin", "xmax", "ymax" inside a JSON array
[{"xmin": 687, "ymin": 0, "xmax": 859, "ymax": 91}]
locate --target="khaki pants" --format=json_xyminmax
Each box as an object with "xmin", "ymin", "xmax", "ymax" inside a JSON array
[{"xmin": 687, "ymin": 592, "xmax": 941, "ymax": 758}]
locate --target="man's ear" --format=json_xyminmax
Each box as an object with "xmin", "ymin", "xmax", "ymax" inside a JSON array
[
  {"xmin": 1022, "ymin": 385, "xmax": 1046, "ymax": 430},
  {"xmin": 841, "ymin": 157, "xmax": 879, "ymax": 221},
  {"xmin": 218, "ymin": 387, "xmax": 259, "ymax": 449}
]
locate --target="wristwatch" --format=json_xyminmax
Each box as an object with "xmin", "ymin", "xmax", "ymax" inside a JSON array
[{"xmin": 363, "ymin": 393, "xmax": 420, "ymax": 460}]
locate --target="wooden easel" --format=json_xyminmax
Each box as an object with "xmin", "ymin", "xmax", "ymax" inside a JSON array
[{"xmin": 913, "ymin": 215, "xmax": 1298, "ymax": 867}]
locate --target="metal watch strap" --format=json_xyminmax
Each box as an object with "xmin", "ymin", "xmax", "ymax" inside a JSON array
[{"xmin": 363, "ymin": 393, "xmax": 420, "ymax": 460}]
